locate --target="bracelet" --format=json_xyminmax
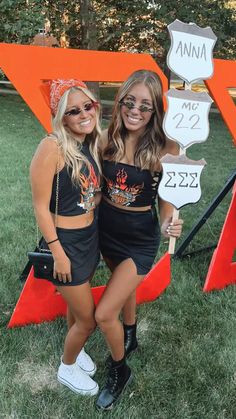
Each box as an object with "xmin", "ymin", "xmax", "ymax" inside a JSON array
[{"xmin": 47, "ymin": 238, "xmax": 59, "ymax": 245}]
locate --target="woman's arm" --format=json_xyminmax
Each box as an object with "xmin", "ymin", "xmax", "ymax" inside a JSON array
[
  {"xmin": 30, "ymin": 138, "xmax": 59, "ymax": 243},
  {"xmin": 161, "ymin": 138, "xmax": 180, "ymax": 158},
  {"xmin": 158, "ymin": 197, "xmax": 183, "ymax": 239},
  {"xmin": 30, "ymin": 138, "xmax": 71, "ymax": 282}
]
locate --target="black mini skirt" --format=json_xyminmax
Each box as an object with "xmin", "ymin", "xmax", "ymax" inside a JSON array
[
  {"xmin": 98, "ymin": 199, "xmax": 160, "ymax": 275},
  {"xmin": 42, "ymin": 214, "xmax": 100, "ymax": 286}
]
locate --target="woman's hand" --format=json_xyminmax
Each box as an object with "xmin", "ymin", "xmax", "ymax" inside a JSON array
[
  {"xmin": 161, "ymin": 217, "xmax": 184, "ymax": 239},
  {"xmin": 53, "ymin": 253, "xmax": 72, "ymax": 283}
]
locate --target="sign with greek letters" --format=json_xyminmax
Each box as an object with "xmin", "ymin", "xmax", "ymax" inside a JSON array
[
  {"xmin": 167, "ymin": 20, "xmax": 217, "ymax": 84},
  {"xmin": 158, "ymin": 154, "xmax": 206, "ymax": 209},
  {"xmin": 163, "ymin": 89, "xmax": 213, "ymax": 148}
]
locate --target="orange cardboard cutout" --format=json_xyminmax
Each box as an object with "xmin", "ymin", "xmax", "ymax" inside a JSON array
[
  {"xmin": 8, "ymin": 268, "xmax": 67, "ymax": 328},
  {"xmin": 203, "ymin": 182, "xmax": 236, "ymax": 292},
  {"xmin": 205, "ymin": 59, "xmax": 236, "ymax": 146},
  {"xmin": 2, "ymin": 44, "xmax": 235, "ymax": 326},
  {"xmin": 8, "ymin": 254, "xmax": 170, "ymax": 327},
  {"xmin": 0, "ymin": 43, "xmax": 171, "ymax": 327},
  {"xmin": 0, "ymin": 43, "xmax": 167, "ymax": 131}
]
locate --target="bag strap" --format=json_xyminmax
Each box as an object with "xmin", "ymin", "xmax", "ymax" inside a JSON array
[
  {"xmin": 36, "ymin": 140, "xmax": 60, "ymax": 250},
  {"xmin": 54, "ymin": 143, "xmax": 60, "ymax": 228}
]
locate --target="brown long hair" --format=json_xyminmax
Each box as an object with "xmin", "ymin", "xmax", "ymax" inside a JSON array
[{"xmin": 104, "ymin": 70, "xmax": 166, "ymax": 172}]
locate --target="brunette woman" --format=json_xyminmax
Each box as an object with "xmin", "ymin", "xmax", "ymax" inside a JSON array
[{"xmin": 96, "ymin": 70, "xmax": 183, "ymax": 409}]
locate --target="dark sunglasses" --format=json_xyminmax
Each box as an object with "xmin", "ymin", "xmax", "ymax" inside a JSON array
[
  {"xmin": 119, "ymin": 100, "xmax": 154, "ymax": 113},
  {"xmin": 64, "ymin": 101, "xmax": 98, "ymax": 117}
]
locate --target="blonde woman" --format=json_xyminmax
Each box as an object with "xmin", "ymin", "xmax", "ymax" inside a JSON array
[
  {"xmin": 96, "ymin": 70, "xmax": 183, "ymax": 409},
  {"xmin": 30, "ymin": 79, "xmax": 101, "ymax": 396}
]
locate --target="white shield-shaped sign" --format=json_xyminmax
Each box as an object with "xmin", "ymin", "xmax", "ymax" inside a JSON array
[
  {"xmin": 158, "ymin": 154, "xmax": 206, "ymax": 209},
  {"xmin": 167, "ymin": 20, "xmax": 217, "ymax": 84},
  {"xmin": 163, "ymin": 89, "xmax": 213, "ymax": 148}
]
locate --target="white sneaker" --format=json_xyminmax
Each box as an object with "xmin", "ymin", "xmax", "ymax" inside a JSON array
[
  {"xmin": 57, "ymin": 360, "xmax": 99, "ymax": 396},
  {"xmin": 76, "ymin": 347, "xmax": 97, "ymax": 377}
]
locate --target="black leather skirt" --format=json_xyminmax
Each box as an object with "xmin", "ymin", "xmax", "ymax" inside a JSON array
[
  {"xmin": 98, "ymin": 199, "xmax": 160, "ymax": 275},
  {"xmin": 42, "ymin": 214, "xmax": 100, "ymax": 286}
]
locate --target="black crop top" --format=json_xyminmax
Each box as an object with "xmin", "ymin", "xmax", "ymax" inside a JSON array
[
  {"xmin": 102, "ymin": 160, "xmax": 161, "ymax": 207},
  {"xmin": 50, "ymin": 141, "xmax": 100, "ymax": 216}
]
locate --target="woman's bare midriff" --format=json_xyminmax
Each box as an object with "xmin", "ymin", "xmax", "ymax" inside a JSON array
[
  {"xmin": 103, "ymin": 195, "xmax": 151, "ymax": 212},
  {"xmin": 51, "ymin": 210, "xmax": 94, "ymax": 229}
]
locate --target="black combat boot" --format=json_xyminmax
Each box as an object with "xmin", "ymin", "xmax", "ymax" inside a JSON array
[
  {"xmin": 106, "ymin": 323, "xmax": 138, "ymax": 368},
  {"xmin": 96, "ymin": 357, "xmax": 132, "ymax": 410},
  {"xmin": 124, "ymin": 322, "xmax": 138, "ymax": 357}
]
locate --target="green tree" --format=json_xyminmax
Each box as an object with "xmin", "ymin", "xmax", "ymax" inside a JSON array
[
  {"xmin": 0, "ymin": 0, "xmax": 235, "ymax": 64},
  {"xmin": 0, "ymin": 0, "xmax": 44, "ymax": 43},
  {"xmin": 94, "ymin": 0, "xmax": 235, "ymax": 63}
]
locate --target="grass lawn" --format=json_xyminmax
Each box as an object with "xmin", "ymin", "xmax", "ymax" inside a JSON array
[{"xmin": 0, "ymin": 93, "xmax": 236, "ymax": 418}]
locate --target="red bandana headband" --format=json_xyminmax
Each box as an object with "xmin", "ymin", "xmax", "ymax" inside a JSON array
[{"xmin": 40, "ymin": 79, "xmax": 87, "ymax": 116}]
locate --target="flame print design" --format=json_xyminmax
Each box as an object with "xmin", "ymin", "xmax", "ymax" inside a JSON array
[
  {"xmin": 77, "ymin": 164, "xmax": 100, "ymax": 212},
  {"xmin": 106, "ymin": 168, "xmax": 144, "ymax": 206}
]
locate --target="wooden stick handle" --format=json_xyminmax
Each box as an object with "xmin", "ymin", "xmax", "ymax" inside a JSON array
[
  {"xmin": 168, "ymin": 208, "xmax": 179, "ymax": 255},
  {"xmin": 167, "ymin": 83, "xmax": 191, "ymax": 254}
]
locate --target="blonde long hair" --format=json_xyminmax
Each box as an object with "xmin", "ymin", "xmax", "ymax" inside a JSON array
[
  {"xmin": 104, "ymin": 70, "xmax": 166, "ymax": 172},
  {"xmin": 52, "ymin": 86, "xmax": 102, "ymax": 185}
]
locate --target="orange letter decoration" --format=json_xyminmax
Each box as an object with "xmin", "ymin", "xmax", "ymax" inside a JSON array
[
  {"xmin": 205, "ymin": 59, "xmax": 236, "ymax": 146},
  {"xmin": 203, "ymin": 182, "xmax": 236, "ymax": 292},
  {"xmin": 0, "ymin": 43, "xmax": 171, "ymax": 327}
]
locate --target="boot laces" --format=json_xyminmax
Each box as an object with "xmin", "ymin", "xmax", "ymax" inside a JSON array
[{"xmin": 107, "ymin": 367, "xmax": 119, "ymax": 393}]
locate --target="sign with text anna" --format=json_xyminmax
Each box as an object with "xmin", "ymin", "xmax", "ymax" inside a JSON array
[
  {"xmin": 167, "ymin": 20, "xmax": 217, "ymax": 84},
  {"xmin": 158, "ymin": 154, "xmax": 206, "ymax": 209},
  {"xmin": 163, "ymin": 89, "xmax": 213, "ymax": 148}
]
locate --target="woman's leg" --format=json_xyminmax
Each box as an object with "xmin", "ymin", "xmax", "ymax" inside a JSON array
[
  {"xmin": 66, "ymin": 272, "xmax": 95, "ymax": 330},
  {"xmin": 122, "ymin": 291, "xmax": 136, "ymax": 325},
  {"xmin": 103, "ymin": 257, "xmax": 137, "ymax": 325},
  {"xmin": 102, "ymin": 256, "xmax": 139, "ymax": 358},
  {"xmin": 66, "ymin": 299, "xmax": 97, "ymax": 377},
  {"xmin": 95, "ymin": 258, "xmax": 144, "ymax": 409},
  {"xmin": 95, "ymin": 258, "xmax": 144, "ymax": 360},
  {"xmin": 59, "ymin": 282, "xmax": 96, "ymax": 364},
  {"xmin": 67, "ymin": 306, "xmax": 75, "ymax": 329},
  {"xmin": 57, "ymin": 282, "xmax": 99, "ymax": 396}
]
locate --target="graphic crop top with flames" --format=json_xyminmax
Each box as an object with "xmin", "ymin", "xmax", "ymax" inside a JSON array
[
  {"xmin": 102, "ymin": 160, "xmax": 162, "ymax": 207},
  {"xmin": 50, "ymin": 141, "xmax": 100, "ymax": 216}
]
